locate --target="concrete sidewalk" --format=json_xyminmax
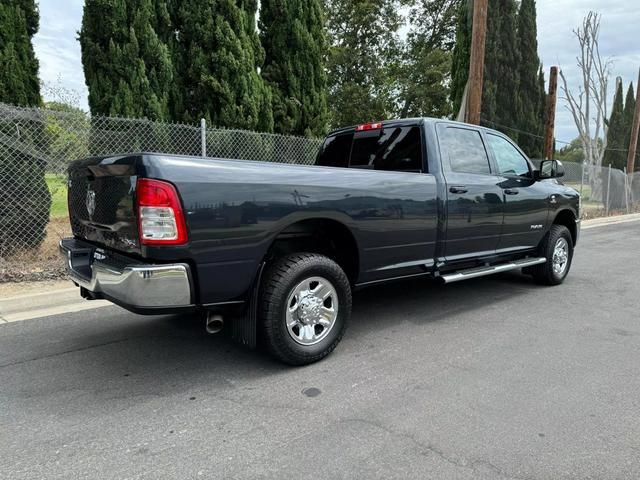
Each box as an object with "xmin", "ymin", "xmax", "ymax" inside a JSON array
[{"xmin": 1, "ymin": 212, "xmax": 639, "ymax": 324}]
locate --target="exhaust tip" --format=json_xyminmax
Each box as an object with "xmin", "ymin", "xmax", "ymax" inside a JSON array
[{"xmin": 205, "ymin": 314, "xmax": 224, "ymax": 335}]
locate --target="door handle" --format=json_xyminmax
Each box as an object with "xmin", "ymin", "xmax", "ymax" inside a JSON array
[
  {"xmin": 504, "ymin": 189, "xmax": 520, "ymax": 195},
  {"xmin": 449, "ymin": 186, "xmax": 468, "ymax": 194}
]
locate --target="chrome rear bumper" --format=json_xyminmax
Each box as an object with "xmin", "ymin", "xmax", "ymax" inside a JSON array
[{"xmin": 59, "ymin": 238, "xmax": 194, "ymax": 312}]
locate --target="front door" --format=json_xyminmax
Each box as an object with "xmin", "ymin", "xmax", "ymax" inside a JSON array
[
  {"xmin": 485, "ymin": 133, "xmax": 550, "ymax": 252},
  {"xmin": 438, "ymin": 125, "xmax": 505, "ymax": 261}
]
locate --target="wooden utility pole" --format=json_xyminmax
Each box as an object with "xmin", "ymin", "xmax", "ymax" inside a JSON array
[
  {"xmin": 466, "ymin": 0, "xmax": 489, "ymax": 125},
  {"xmin": 543, "ymin": 66, "xmax": 559, "ymax": 160},
  {"xmin": 626, "ymin": 67, "xmax": 640, "ymax": 175}
]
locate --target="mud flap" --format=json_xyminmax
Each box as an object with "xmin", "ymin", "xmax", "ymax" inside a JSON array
[{"xmin": 229, "ymin": 263, "xmax": 265, "ymax": 349}]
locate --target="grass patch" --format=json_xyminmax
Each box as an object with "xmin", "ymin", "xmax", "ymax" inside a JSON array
[{"xmin": 46, "ymin": 174, "xmax": 68, "ymax": 218}]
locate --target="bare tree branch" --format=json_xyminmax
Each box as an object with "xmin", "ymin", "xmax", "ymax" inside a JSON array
[{"xmin": 559, "ymin": 11, "xmax": 611, "ymax": 199}]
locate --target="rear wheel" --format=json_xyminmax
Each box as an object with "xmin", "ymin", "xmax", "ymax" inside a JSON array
[
  {"xmin": 260, "ymin": 253, "xmax": 352, "ymax": 366},
  {"xmin": 529, "ymin": 225, "xmax": 574, "ymax": 286}
]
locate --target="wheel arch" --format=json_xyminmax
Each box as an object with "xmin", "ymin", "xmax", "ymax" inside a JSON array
[
  {"xmin": 552, "ymin": 209, "xmax": 578, "ymax": 246},
  {"xmin": 263, "ymin": 217, "xmax": 361, "ymax": 285}
]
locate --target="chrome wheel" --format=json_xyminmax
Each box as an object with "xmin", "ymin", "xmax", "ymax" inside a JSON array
[
  {"xmin": 285, "ymin": 276, "xmax": 338, "ymax": 346},
  {"xmin": 552, "ymin": 237, "xmax": 569, "ymax": 276}
]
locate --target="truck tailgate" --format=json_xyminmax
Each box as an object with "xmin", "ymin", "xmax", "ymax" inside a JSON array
[{"xmin": 68, "ymin": 155, "xmax": 141, "ymax": 255}]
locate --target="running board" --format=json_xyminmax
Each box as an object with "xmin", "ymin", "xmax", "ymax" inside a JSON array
[{"xmin": 440, "ymin": 257, "xmax": 547, "ymax": 284}]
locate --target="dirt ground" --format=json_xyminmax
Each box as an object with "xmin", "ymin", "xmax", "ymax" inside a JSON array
[{"xmin": 0, "ymin": 217, "xmax": 71, "ymax": 283}]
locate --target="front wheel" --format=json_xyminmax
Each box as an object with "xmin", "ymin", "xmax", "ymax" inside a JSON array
[
  {"xmin": 260, "ymin": 253, "xmax": 352, "ymax": 366},
  {"xmin": 529, "ymin": 225, "xmax": 574, "ymax": 286}
]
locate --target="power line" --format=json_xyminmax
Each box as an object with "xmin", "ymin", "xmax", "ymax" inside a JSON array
[{"xmin": 480, "ymin": 117, "xmax": 640, "ymax": 155}]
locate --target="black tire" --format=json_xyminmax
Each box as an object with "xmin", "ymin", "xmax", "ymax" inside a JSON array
[
  {"xmin": 260, "ymin": 253, "xmax": 352, "ymax": 366},
  {"xmin": 529, "ymin": 225, "xmax": 574, "ymax": 286}
]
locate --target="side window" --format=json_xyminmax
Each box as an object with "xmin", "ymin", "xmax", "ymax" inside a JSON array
[
  {"xmin": 440, "ymin": 127, "xmax": 491, "ymax": 175},
  {"xmin": 316, "ymin": 133, "xmax": 354, "ymax": 168},
  {"xmin": 350, "ymin": 126, "xmax": 423, "ymax": 173},
  {"xmin": 487, "ymin": 134, "xmax": 531, "ymax": 176}
]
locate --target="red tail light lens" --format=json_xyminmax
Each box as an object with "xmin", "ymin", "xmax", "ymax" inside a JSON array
[
  {"xmin": 136, "ymin": 179, "xmax": 188, "ymax": 245},
  {"xmin": 355, "ymin": 122, "xmax": 383, "ymax": 132}
]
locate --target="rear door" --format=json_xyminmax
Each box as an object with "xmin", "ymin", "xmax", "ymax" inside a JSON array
[
  {"xmin": 485, "ymin": 133, "xmax": 550, "ymax": 251},
  {"xmin": 437, "ymin": 124, "xmax": 505, "ymax": 261}
]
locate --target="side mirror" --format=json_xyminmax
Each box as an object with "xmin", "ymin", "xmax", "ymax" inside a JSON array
[{"xmin": 537, "ymin": 160, "xmax": 565, "ymax": 180}]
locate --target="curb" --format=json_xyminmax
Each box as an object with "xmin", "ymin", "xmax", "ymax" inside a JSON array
[{"xmin": 582, "ymin": 213, "xmax": 640, "ymax": 229}]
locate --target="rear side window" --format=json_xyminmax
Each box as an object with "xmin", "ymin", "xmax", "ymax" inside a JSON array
[
  {"xmin": 440, "ymin": 127, "xmax": 491, "ymax": 175},
  {"xmin": 351, "ymin": 126, "xmax": 423, "ymax": 172},
  {"xmin": 316, "ymin": 132, "xmax": 353, "ymax": 168},
  {"xmin": 317, "ymin": 125, "xmax": 423, "ymax": 173}
]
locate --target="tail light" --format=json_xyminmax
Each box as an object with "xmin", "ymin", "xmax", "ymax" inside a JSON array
[
  {"xmin": 136, "ymin": 178, "xmax": 188, "ymax": 245},
  {"xmin": 355, "ymin": 122, "xmax": 383, "ymax": 132}
]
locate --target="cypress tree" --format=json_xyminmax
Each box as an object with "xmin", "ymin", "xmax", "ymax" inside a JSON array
[
  {"xmin": 482, "ymin": 0, "xmax": 519, "ymax": 137},
  {"xmin": 450, "ymin": 0, "xmax": 471, "ymax": 118},
  {"xmin": 515, "ymin": 0, "xmax": 543, "ymax": 157},
  {"xmin": 603, "ymin": 80, "xmax": 626, "ymax": 170},
  {"xmin": 80, "ymin": 0, "xmax": 173, "ymax": 120},
  {"xmin": 260, "ymin": 0, "xmax": 328, "ymax": 137},
  {"xmin": 621, "ymin": 82, "xmax": 640, "ymax": 172},
  {"xmin": 452, "ymin": 0, "xmax": 547, "ymax": 147},
  {"xmin": 0, "ymin": 0, "xmax": 51, "ymax": 255},
  {"xmin": 537, "ymin": 66, "xmax": 547, "ymax": 157},
  {"xmin": 0, "ymin": 0, "xmax": 41, "ymax": 106},
  {"xmin": 169, "ymin": 0, "xmax": 273, "ymax": 131}
]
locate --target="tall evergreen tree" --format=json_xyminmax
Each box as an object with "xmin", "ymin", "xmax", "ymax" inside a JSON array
[
  {"xmin": 169, "ymin": 0, "xmax": 273, "ymax": 131},
  {"xmin": 451, "ymin": 0, "xmax": 547, "ymax": 148},
  {"xmin": 80, "ymin": 0, "xmax": 173, "ymax": 120},
  {"xmin": 0, "ymin": 0, "xmax": 41, "ymax": 106},
  {"xmin": 482, "ymin": 0, "xmax": 519, "ymax": 135},
  {"xmin": 0, "ymin": 0, "xmax": 51, "ymax": 254},
  {"xmin": 621, "ymin": 82, "xmax": 640, "ymax": 172},
  {"xmin": 260, "ymin": 0, "xmax": 328, "ymax": 137},
  {"xmin": 450, "ymin": 0, "xmax": 471, "ymax": 118},
  {"xmin": 603, "ymin": 80, "xmax": 626, "ymax": 170},
  {"xmin": 537, "ymin": 66, "xmax": 547, "ymax": 156},
  {"xmin": 326, "ymin": 0, "xmax": 402, "ymax": 127},
  {"xmin": 515, "ymin": 0, "xmax": 543, "ymax": 157}
]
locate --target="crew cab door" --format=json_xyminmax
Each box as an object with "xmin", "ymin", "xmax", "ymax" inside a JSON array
[
  {"xmin": 437, "ymin": 124, "xmax": 504, "ymax": 261},
  {"xmin": 485, "ymin": 133, "xmax": 549, "ymax": 251}
]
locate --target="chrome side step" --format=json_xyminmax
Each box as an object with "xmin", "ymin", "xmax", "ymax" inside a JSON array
[{"xmin": 441, "ymin": 257, "xmax": 546, "ymax": 284}]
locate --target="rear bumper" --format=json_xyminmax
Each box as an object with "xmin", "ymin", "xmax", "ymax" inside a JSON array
[{"xmin": 59, "ymin": 238, "xmax": 195, "ymax": 314}]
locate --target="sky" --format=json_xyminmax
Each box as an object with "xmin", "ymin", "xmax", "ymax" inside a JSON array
[{"xmin": 33, "ymin": 0, "xmax": 640, "ymax": 144}]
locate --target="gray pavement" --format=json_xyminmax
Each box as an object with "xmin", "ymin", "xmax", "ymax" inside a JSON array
[{"xmin": 1, "ymin": 223, "xmax": 639, "ymax": 480}]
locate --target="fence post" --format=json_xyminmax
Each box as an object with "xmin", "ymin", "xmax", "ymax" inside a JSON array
[
  {"xmin": 605, "ymin": 164, "xmax": 611, "ymax": 216},
  {"xmin": 201, "ymin": 118, "xmax": 207, "ymax": 158},
  {"xmin": 624, "ymin": 167, "xmax": 630, "ymax": 215}
]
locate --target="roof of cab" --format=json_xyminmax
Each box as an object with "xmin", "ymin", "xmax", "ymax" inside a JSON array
[{"xmin": 326, "ymin": 117, "xmax": 493, "ymax": 137}]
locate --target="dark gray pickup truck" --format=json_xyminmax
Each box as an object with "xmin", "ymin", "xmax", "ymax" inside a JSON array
[{"xmin": 61, "ymin": 118, "xmax": 580, "ymax": 364}]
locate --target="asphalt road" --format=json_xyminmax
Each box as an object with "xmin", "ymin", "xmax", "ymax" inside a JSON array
[{"xmin": 2, "ymin": 223, "xmax": 640, "ymax": 480}]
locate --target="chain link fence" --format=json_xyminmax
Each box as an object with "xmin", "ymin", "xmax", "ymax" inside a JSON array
[
  {"xmin": 1, "ymin": 101, "xmax": 639, "ymax": 282},
  {"xmin": 538, "ymin": 160, "xmax": 640, "ymax": 218},
  {"xmin": 0, "ymin": 102, "xmax": 322, "ymax": 282}
]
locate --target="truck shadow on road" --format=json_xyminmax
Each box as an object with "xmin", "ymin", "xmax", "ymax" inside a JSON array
[
  {"xmin": 350, "ymin": 271, "xmax": 538, "ymax": 333},
  {"xmin": 1, "ymin": 272, "xmax": 542, "ymax": 406}
]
